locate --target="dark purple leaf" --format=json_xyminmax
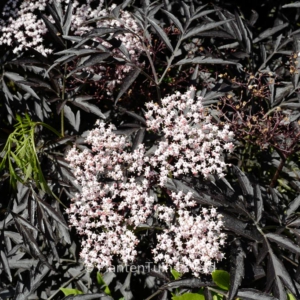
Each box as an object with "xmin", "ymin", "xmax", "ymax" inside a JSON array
[
  {"xmin": 183, "ymin": 19, "xmax": 234, "ymax": 40},
  {"xmin": 161, "ymin": 9, "xmax": 184, "ymax": 33},
  {"xmin": 68, "ymin": 52, "xmax": 111, "ymax": 76},
  {"xmin": 266, "ymin": 233, "xmax": 300, "ymax": 254},
  {"xmin": 63, "ymin": 0, "xmax": 73, "ymax": 35},
  {"xmin": 64, "ymin": 105, "xmax": 80, "ymax": 131},
  {"xmin": 147, "ymin": 18, "xmax": 173, "ymax": 52},
  {"xmin": 63, "ymin": 294, "xmax": 112, "ymax": 300},
  {"xmin": 287, "ymin": 194, "xmax": 300, "ymax": 217},
  {"xmin": 235, "ymin": 11, "xmax": 251, "ymax": 54},
  {"xmin": 237, "ymin": 289, "xmax": 278, "ymax": 300},
  {"xmin": 4, "ymin": 72, "xmax": 40, "ymax": 100},
  {"xmin": 0, "ymin": 249, "xmax": 12, "ymax": 282},
  {"xmin": 34, "ymin": 194, "xmax": 68, "ymax": 229},
  {"xmin": 114, "ymin": 68, "xmax": 141, "ymax": 105},
  {"xmin": 190, "ymin": 9, "xmax": 217, "ymax": 21},
  {"xmin": 233, "ymin": 166, "xmax": 254, "ymax": 196},
  {"xmin": 163, "ymin": 278, "xmax": 213, "ymax": 289},
  {"xmin": 253, "ymin": 24, "xmax": 288, "ymax": 44},
  {"xmin": 228, "ymin": 242, "xmax": 245, "ymax": 300},
  {"xmin": 176, "ymin": 56, "xmax": 241, "ymax": 67},
  {"xmin": 254, "ymin": 184, "xmax": 263, "ymax": 223},
  {"xmin": 72, "ymin": 96, "xmax": 107, "ymax": 119},
  {"xmin": 132, "ymin": 128, "xmax": 145, "ymax": 151},
  {"xmin": 40, "ymin": 14, "xmax": 65, "ymax": 48}
]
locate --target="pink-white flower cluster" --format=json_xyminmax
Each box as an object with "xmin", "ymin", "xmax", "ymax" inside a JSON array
[
  {"xmin": 0, "ymin": 0, "xmax": 143, "ymax": 93},
  {"xmin": 66, "ymin": 88, "xmax": 234, "ymax": 275},
  {"xmin": 145, "ymin": 87, "xmax": 234, "ymax": 184},
  {"xmin": 154, "ymin": 199, "xmax": 226, "ymax": 276}
]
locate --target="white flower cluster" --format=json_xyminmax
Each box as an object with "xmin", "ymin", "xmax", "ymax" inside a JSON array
[
  {"xmin": 66, "ymin": 88, "xmax": 234, "ymax": 274},
  {"xmin": 154, "ymin": 199, "xmax": 226, "ymax": 276},
  {"xmin": 145, "ymin": 87, "xmax": 234, "ymax": 185},
  {"xmin": 0, "ymin": 0, "xmax": 143, "ymax": 93}
]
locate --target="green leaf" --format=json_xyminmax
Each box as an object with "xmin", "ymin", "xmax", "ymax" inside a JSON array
[
  {"xmin": 60, "ymin": 288, "xmax": 83, "ymax": 296},
  {"xmin": 288, "ymin": 293, "xmax": 296, "ymax": 300},
  {"xmin": 96, "ymin": 272, "xmax": 111, "ymax": 295},
  {"xmin": 212, "ymin": 270, "xmax": 230, "ymax": 291},
  {"xmin": 171, "ymin": 269, "xmax": 182, "ymax": 280},
  {"xmin": 172, "ymin": 293, "xmax": 205, "ymax": 300}
]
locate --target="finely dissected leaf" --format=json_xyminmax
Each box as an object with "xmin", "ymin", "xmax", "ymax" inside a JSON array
[
  {"xmin": 132, "ymin": 128, "xmax": 145, "ymax": 151},
  {"xmin": 8, "ymin": 259, "xmax": 37, "ymax": 269},
  {"xmin": 12, "ymin": 213, "xmax": 38, "ymax": 233},
  {"xmin": 172, "ymin": 293, "xmax": 205, "ymax": 300},
  {"xmin": 2, "ymin": 79, "xmax": 14, "ymax": 101},
  {"xmin": 47, "ymin": 3, "xmax": 63, "ymax": 33},
  {"xmin": 269, "ymin": 188, "xmax": 279, "ymax": 204},
  {"xmin": 161, "ymin": 9, "xmax": 184, "ymax": 33},
  {"xmin": 111, "ymin": 3, "xmax": 122, "ymax": 18},
  {"xmin": 62, "ymin": 294, "xmax": 112, "ymax": 300},
  {"xmin": 64, "ymin": 105, "xmax": 80, "ymax": 131},
  {"xmin": 52, "ymin": 0, "xmax": 63, "ymax": 22},
  {"xmin": 183, "ymin": 19, "xmax": 233, "ymax": 40},
  {"xmin": 222, "ymin": 213, "xmax": 259, "ymax": 241},
  {"xmin": 216, "ymin": 10, "xmax": 235, "ymax": 37},
  {"xmin": 266, "ymin": 233, "xmax": 300, "ymax": 254},
  {"xmin": 37, "ymin": 203, "xmax": 56, "ymax": 243},
  {"xmin": 63, "ymin": 0, "xmax": 73, "ymax": 35},
  {"xmin": 13, "ymin": 215, "xmax": 52, "ymax": 269},
  {"xmin": 0, "ymin": 249, "xmax": 12, "ymax": 282},
  {"xmin": 165, "ymin": 178, "xmax": 222, "ymax": 207},
  {"xmin": 115, "ymin": 68, "xmax": 141, "ymax": 104},
  {"xmin": 147, "ymin": 18, "xmax": 174, "ymax": 51},
  {"xmin": 175, "ymin": 56, "xmax": 241, "ymax": 67},
  {"xmin": 292, "ymin": 37, "xmax": 300, "ymax": 88},
  {"xmin": 164, "ymin": 278, "xmax": 211, "ymax": 289},
  {"xmin": 193, "ymin": 30, "xmax": 234, "ymax": 39},
  {"xmin": 181, "ymin": 2, "xmax": 190, "ymax": 20},
  {"xmin": 249, "ymin": 10, "xmax": 259, "ymax": 25},
  {"xmin": 15, "ymin": 262, "xmax": 51, "ymax": 300},
  {"xmin": 113, "ymin": 128, "xmax": 139, "ymax": 135},
  {"xmin": 72, "ymin": 96, "xmax": 107, "ymax": 119},
  {"xmin": 86, "ymin": 27, "xmax": 128, "ymax": 38},
  {"xmin": 234, "ymin": 11, "xmax": 251, "ymax": 53},
  {"xmin": 56, "ymin": 48, "xmax": 103, "ymax": 56},
  {"xmin": 237, "ymin": 289, "xmax": 278, "ymax": 300},
  {"xmin": 122, "ymin": 110, "xmax": 147, "ymax": 125},
  {"xmin": 4, "ymin": 72, "xmax": 40, "ymax": 100},
  {"xmin": 254, "ymin": 184, "xmax": 263, "ymax": 223},
  {"xmin": 3, "ymin": 231, "xmax": 22, "ymax": 244},
  {"xmin": 34, "ymin": 195, "xmax": 68, "ymax": 229},
  {"xmin": 228, "ymin": 243, "xmax": 245, "ymax": 300},
  {"xmin": 253, "ymin": 23, "xmax": 288, "ymax": 43},
  {"xmin": 68, "ymin": 52, "xmax": 111, "ymax": 76},
  {"xmin": 268, "ymin": 250, "xmax": 296, "ymax": 297},
  {"xmin": 148, "ymin": 4, "xmax": 164, "ymax": 18},
  {"xmin": 40, "ymin": 14, "xmax": 65, "ymax": 48},
  {"xmin": 212, "ymin": 270, "xmax": 230, "ymax": 290},
  {"xmin": 283, "ymin": 2, "xmax": 300, "ymax": 8},
  {"xmin": 232, "ymin": 166, "xmax": 253, "ymax": 196},
  {"xmin": 190, "ymin": 9, "xmax": 217, "ymax": 21},
  {"xmin": 286, "ymin": 194, "xmax": 300, "ymax": 216},
  {"xmin": 273, "ymin": 85, "xmax": 293, "ymax": 105}
]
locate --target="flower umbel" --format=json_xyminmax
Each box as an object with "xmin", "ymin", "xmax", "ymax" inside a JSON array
[{"xmin": 66, "ymin": 88, "xmax": 234, "ymax": 275}]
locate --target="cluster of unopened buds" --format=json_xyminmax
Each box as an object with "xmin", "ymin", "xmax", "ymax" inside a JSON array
[{"xmin": 66, "ymin": 88, "xmax": 234, "ymax": 275}]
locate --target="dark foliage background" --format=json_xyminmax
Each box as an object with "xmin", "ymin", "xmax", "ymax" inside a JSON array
[{"xmin": 0, "ymin": 0, "xmax": 300, "ymax": 299}]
